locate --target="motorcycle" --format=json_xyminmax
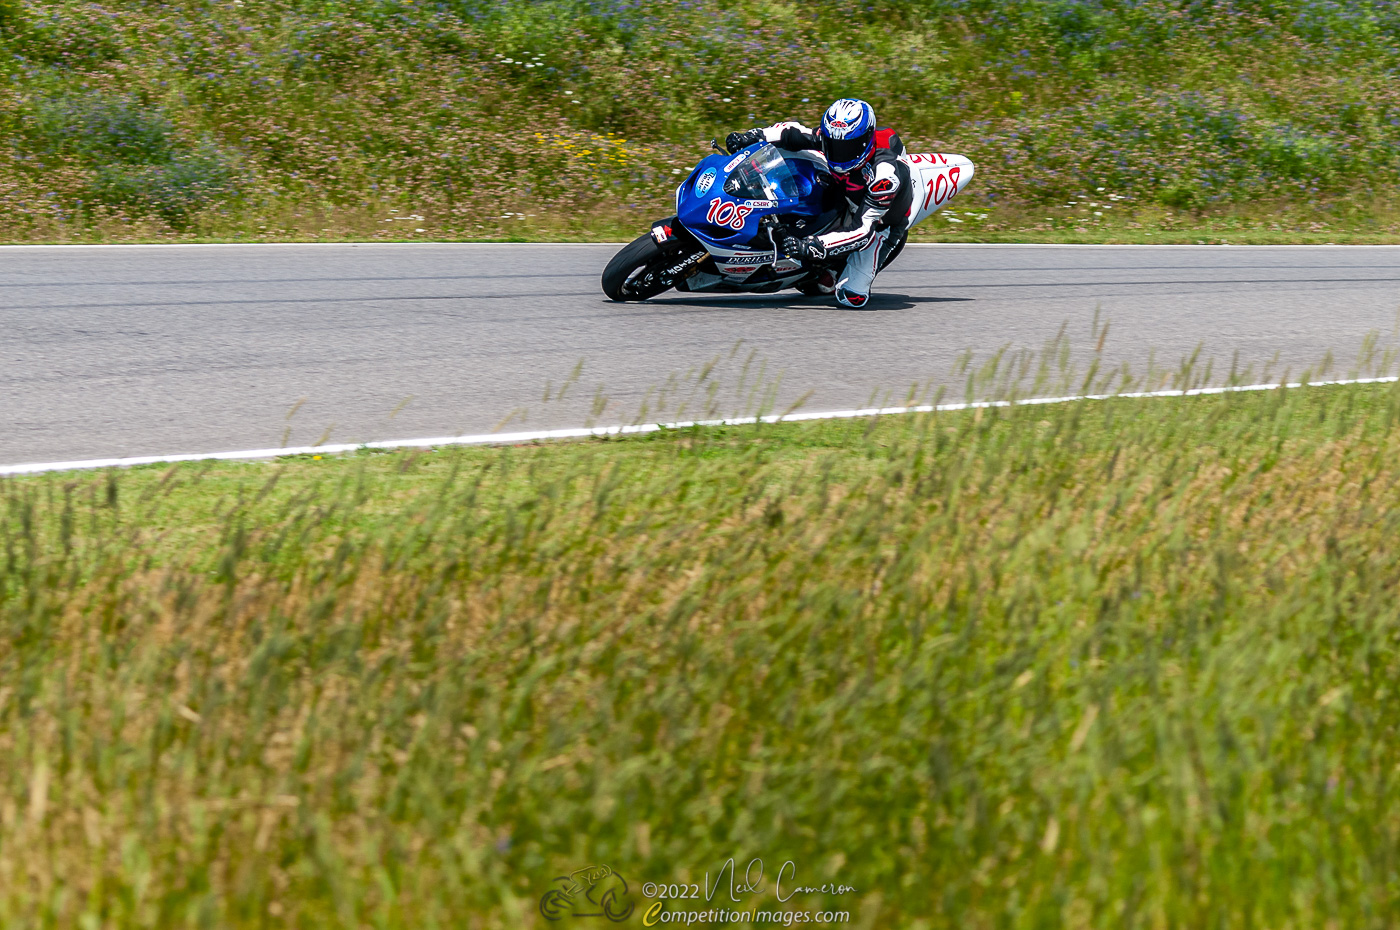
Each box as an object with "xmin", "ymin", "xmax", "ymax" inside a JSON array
[{"xmin": 601, "ymin": 141, "xmax": 975, "ymax": 302}]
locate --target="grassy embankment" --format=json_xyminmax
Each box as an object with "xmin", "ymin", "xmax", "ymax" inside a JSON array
[
  {"xmin": 8, "ymin": 363, "xmax": 1400, "ymax": 927},
  {"xmin": 4, "ymin": 0, "xmax": 1400, "ymax": 244}
]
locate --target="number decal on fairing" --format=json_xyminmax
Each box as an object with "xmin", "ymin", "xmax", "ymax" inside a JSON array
[
  {"xmin": 706, "ymin": 198, "xmax": 754, "ymax": 231},
  {"xmin": 922, "ymin": 175, "xmax": 945, "ymax": 211},
  {"xmin": 921, "ymin": 167, "xmax": 963, "ymax": 211}
]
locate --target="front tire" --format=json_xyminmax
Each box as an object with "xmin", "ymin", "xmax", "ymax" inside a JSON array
[{"xmin": 602, "ymin": 234, "xmax": 671, "ymax": 302}]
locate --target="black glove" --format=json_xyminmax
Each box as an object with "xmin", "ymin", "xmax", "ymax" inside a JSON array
[
  {"xmin": 781, "ymin": 234, "xmax": 827, "ymax": 262},
  {"xmin": 725, "ymin": 129, "xmax": 764, "ymax": 154},
  {"xmin": 778, "ymin": 125, "xmax": 812, "ymax": 150}
]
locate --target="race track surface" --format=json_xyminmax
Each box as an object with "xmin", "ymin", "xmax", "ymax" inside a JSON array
[{"xmin": 5, "ymin": 242, "xmax": 1400, "ymax": 464}]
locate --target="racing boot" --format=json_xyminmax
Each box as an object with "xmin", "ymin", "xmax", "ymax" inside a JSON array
[{"xmin": 796, "ymin": 268, "xmax": 836, "ymax": 297}]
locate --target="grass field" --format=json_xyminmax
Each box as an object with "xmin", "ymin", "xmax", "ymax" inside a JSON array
[
  {"xmin": 7, "ymin": 371, "xmax": 1400, "ymax": 927},
  {"xmin": 6, "ymin": 0, "xmax": 1400, "ymax": 243}
]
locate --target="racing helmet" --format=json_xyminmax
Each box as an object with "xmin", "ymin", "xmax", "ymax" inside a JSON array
[{"xmin": 819, "ymin": 99, "xmax": 876, "ymax": 174}]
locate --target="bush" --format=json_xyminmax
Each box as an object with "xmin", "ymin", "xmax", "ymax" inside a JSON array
[
  {"xmin": 34, "ymin": 94, "xmax": 178, "ymax": 164},
  {"xmin": 28, "ymin": 94, "xmax": 241, "ymax": 224},
  {"xmin": 91, "ymin": 147, "xmax": 241, "ymax": 223}
]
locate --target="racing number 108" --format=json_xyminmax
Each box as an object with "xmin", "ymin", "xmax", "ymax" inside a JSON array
[
  {"xmin": 706, "ymin": 198, "xmax": 753, "ymax": 231},
  {"xmin": 922, "ymin": 167, "xmax": 962, "ymax": 212}
]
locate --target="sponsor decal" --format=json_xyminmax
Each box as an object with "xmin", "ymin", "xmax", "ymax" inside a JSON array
[
  {"xmin": 650, "ymin": 223, "xmax": 673, "ymax": 245},
  {"xmin": 664, "ymin": 251, "xmax": 707, "ymax": 278},
  {"xmin": 869, "ymin": 178, "xmax": 895, "ymax": 194},
  {"xmin": 716, "ymin": 251, "xmax": 773, "ymax": 265},
  {"xmin": 694, "ymin": 169, "xmax": 717, "ymax": 195},
  {"xmin": 705, "ymin": 197, "xmax": 754, "ymax": 231},
  {"xmin": 742, "ymin": 199, "xmax": 776, "ymax": 208},
  {"xmin": 907, "ymin": 153, "xmax": 950, "ymax": 166},
  {"xmin": 723, "ymin": 152, "xmax": 745, "ymax": 172}
]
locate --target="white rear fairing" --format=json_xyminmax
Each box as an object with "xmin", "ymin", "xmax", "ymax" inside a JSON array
[{"xmin": 901, "ymin": 154, "xmax": 975, "ymax": 228}]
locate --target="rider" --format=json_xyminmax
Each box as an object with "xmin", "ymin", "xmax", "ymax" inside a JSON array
[{"xmin": 726, "ymin": 99, "xmax": 912, "ymax": 308}]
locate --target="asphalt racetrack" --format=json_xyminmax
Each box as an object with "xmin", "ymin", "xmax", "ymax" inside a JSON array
[{"xmin": 5, "ymin": 242, "xmax": 1400, "ymax": 465}]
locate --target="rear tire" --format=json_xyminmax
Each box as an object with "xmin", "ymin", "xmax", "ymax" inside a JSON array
[
  {"xmin": 878, "ymin": 230, "xmax": 908, "ymax": 273},
  {"xmin": 602, "ymin": 234, "xmax": 671, "ymax": 301}
]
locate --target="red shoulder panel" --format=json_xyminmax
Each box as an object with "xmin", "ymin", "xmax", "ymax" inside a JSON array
[{"xmin": 874, "ymin": 128, "xmax": 897, "ymax": 150}]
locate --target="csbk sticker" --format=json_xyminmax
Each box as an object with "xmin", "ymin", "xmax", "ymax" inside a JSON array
[{"xmin": 705, "ymin": 197, "xmax": 753, "ymax": 231}]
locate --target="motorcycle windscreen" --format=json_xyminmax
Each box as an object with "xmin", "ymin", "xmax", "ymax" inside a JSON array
[{"xmin": 721, "ymin": 144, "xmax": 815, "ymax": 208}]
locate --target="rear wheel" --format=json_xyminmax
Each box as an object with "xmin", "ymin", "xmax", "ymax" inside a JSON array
[
  {"xmin": 878, "ymin": 229, "xmax": 908, "ymax": 273},
  {"xmin": 602, "ymin": 234, "xmax": 672, "ymax": 301}
]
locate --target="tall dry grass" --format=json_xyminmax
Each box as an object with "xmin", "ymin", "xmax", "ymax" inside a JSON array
[{"xmin": 6, "ymin": 354, "xmax": 1400, "ymax": 925}]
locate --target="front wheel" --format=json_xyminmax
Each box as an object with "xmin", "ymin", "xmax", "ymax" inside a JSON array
[{"xmin": 602, "ymin": 234, "xmax": 672, "ymax": 302}]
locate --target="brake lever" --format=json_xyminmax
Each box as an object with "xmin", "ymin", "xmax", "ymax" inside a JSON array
[
  {"xmin": 709, "ymin": 138, "xmax": 727, "ymax": 155},
  {"xmin": 761, "ymin": 216, "xmax": 788, "ymax": 258}
]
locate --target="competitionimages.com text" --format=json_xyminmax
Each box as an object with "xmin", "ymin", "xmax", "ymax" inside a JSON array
[{"xmin": 642, "ymin": 905, "xmax": 851, "ymax": 926}]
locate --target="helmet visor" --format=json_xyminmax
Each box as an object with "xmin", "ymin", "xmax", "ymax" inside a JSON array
[{"xmin": 822, "ymin": 129, "xmax": 873, "ymax": 171}]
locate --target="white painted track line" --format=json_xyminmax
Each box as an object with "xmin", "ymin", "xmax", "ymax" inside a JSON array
[{"xmin": 3, "ymin": 376, "xmax": 1394, "ymax": 478}]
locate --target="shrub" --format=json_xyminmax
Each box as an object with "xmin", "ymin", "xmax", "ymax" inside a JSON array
[
  {"xmin": 28, "ymin": 94, "xmax": 242, "ymax": 224},
  {"xmin": 91, "ymin": 147, "xmax": 241, "ymax": 223}
]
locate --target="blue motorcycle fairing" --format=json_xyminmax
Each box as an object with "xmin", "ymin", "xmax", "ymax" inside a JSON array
[{"xmin": 675, "ymin": 144, "xmax": 829, "ymax": 253}]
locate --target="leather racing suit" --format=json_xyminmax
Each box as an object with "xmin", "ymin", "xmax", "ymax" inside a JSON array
[{"xmin": 732, "ymin": 121, "xmax": 913, "ymax": 307}]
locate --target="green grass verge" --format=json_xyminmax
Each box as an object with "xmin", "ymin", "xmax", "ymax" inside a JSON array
[
  {"xmin": 8, "ymin": 0, "xmax": 1400, "ymax": 243},
  {"xmin": 7, "ymin": 382, "xmax": 1400, "ymax": 927}
]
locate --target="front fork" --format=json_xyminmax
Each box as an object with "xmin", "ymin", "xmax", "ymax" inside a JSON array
[{"xmin": 626, "ymin": 218, "xmax": 708, "ymax": 295}]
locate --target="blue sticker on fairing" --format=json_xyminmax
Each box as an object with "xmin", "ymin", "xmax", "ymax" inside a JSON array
[{"xmin": 695, "ymin": 169, "xmax": 717, "ymax": 195}]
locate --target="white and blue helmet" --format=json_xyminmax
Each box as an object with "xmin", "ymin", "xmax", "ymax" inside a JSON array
[{"xmin": 819, "ymin": 99, "xmax": 876, "ymax": 173}]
